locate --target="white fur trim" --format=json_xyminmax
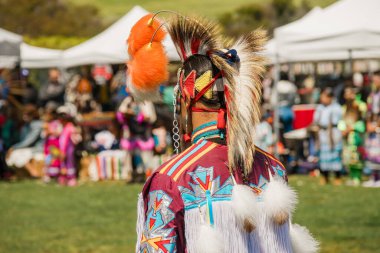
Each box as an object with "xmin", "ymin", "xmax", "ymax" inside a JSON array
[
  {"xmin": 196, "ymin": 224, "xmax": 225, "ymax": 253},
  {"xmin": 263, "ymin": 176, "xmax": 298, "ymax": 219},
  {"xmin": 135, "ymin": 193, "xmax": 145, "ymax": 252},
  {"xmin": 184, "ymin": 201, "xmax": 293, "ymax": 252},
  {"xmin": 231, "ymin": 184, "xmax": 260, "ymax": 229},
  {"xmin": 290, "ymin": 223, "xmax": 319, "ymax": 253}
]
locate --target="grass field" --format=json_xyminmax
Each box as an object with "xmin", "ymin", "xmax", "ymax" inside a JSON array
[
  {"xmin": 68, "ymin": 0, "xmax": 337, "ymax": 23},
  {"xmin": 0, "ymin": 176, "xmax": 379, "ymax": 253}
]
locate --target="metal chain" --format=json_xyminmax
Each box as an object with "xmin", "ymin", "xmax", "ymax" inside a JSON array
[{"xmin": 172, "ymin": 84, "xmax": 180, "ymax": 154}]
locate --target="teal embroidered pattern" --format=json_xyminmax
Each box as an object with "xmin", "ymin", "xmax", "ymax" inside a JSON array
[{"xmin": 178, "ymin": 166, "xmax": 234, "ymax": 210}]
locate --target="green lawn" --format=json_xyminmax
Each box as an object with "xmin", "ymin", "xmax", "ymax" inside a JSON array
[{"xmin": 0, "ymin": 176, "xmax": 379, "ymax": 253}]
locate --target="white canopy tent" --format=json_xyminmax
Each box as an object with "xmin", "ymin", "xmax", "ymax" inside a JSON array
[
  {"xmin": 273, "ymin": 0, "xmax": 380, "ymax": 61},
  {"xmin": 0, "ymin": 28, "xmax": 63, "ymax": 69},
  {"xmin": 63, "ymin": 6, "xmax": 180, "ymax": 68},
  {"xmin": 266, "ymin": 39, "xmax": 380, "ymax": 63},
  {"xmin": 264, "ymin": 7, "xmax": 324, "ymax": 63},
  {"xmin": 275, "ymin": 7, "xmax": 323, "ymax": 44},
  {"xmin": 0, "ymin": 28, "xmax": 23, "ymax": 68},
  {"xmin": 21, "ymin": 43, "xmax": 63, "ymax": 68}
]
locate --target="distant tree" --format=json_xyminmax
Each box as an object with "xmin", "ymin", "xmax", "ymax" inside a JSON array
[
  {"xmin": 23, "ymin": 35, "xmax": 89, "ymax": 49},
  {"xmin": 219, "ymin": 0, "xmax": 311, "ymax": 38},
  {"xmin": 0, "ymin": 0, "xmax": 104, "ymax": 37},
  {"xmin": 219, "ymin": 3, "xmax": 271, "ymax": 38},
  {"xmin": 270, "ymin": 0, "xmax": 312, "ymax": 27}
]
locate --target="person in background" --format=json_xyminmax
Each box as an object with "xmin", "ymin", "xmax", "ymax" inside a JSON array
[
  {"xmin": 255, "ymin": 110, "xmax": 274, "ymax": 153},
  {"xmin": 313, "ymin": 87, "xmax": 343, "ymax": 185},
  {"xmin": 0, "ymin": 101, "xmax": 11, "ymax": 179},
  {"xmin": 6, "ymin": 104, "xmax": 44, "ymax": 177},
  {"xmin": 39, "ymin": 68, "xmax": 65, "ymax": 107},
  {"xmin": 338, "ymin": 86, "xmax": 366, "ymax": 186},
  {"xmin": 271, "ymin": 72, "xmax": 298, "ymax": 134},
  {"xmin": 41, "ymin": 103, "xmax": 62, "ymax": 183},
  {"xmin": 92, "ymin": 64, "xmax": 113, "ymax": 110},
  {"xmin": 75, "ymin": 76, "xmax": 100, "ymax": 114},
  {"xmin": 152, "ymin": 118, "xmax": 171, "ymax": 169},
  {"xmin": 0, "ymin": 69, "xmax": 11, "ymax": 102},
  {"xmin": 299, "ymin": 75, "xmax": 317, "ymax": 104},
  {"xmin": 0, "ymin": 103, "xmax": 18, "ymax": 152},
  {"xmin": 110, "ymin": 66, "xmax": 128, "ymax": 107},
  {"xmin": 363, "ymin": 70, "xmax": 380, "ymax": 187},
  {"xmin": 21, "ymin": 70, "xmax": 38, "ymax": 105},
  {"xmin": 57, "ymin": 104, "xmax": 81, "ymax": 186},
  {"xmin": 262, "ymin": 69, "xmax": 274, "ymax": 107},
  {"xmin": 117, "ymin": 96, "xmax": 156, "ymax": 183},
  {"xmin": 334, "ymin": 74, "xmax": 351, "ymax": 105},
  {"xmin": 353, "ymin": 72, "xmax": 371, "ymax": 103}
]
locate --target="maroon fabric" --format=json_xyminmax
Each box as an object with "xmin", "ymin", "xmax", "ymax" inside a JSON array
[{"xmin": 139, "ymin": 142, "xmax": 287, "ymax": 252}]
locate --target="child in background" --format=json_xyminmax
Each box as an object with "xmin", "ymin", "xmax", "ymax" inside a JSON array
[
  {"xmin": 314, "ymin": 88, "xmax": 343, "ymax": 185},
  {"xmin": 42, "ymin": 104, "xmax": 62, "ymax": 182},
  {"xmin": 57, "ymin": 104, "xmax": 81, "ymax": 186},
  {"xmin": 117, "ymin": 96, "xmax": 156, "ymax": 183},
  {"xmin": 338, "ymin": 87, "xmax": 366, "ymax": 186}
]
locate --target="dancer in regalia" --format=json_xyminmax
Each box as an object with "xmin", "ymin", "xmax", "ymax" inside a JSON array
[{"xmin": 126, "ymin": 13, "xmax": 319, "ymax": 253}]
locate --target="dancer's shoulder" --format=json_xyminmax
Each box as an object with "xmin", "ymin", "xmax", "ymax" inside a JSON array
[{"xmin": 254, "ymin": 146, "xmax": 287, "ymax": 178}]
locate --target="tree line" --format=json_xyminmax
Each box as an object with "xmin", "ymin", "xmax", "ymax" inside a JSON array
[{"xmin": 0, "ymin": 0, "xmax": 313, "ymax": 49}]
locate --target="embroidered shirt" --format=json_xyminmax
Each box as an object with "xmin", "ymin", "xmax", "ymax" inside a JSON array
[{"xmin": 136, "ymin": 124, "xmax": 288, "ymax": 253}]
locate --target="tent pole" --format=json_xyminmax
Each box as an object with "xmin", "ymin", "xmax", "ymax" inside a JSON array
[
  {"xmin": 273, "ymin": 53, "xmax": 280, "ymax": 157},
  {"xmin": 313, "ymin": 62, "xmax": 318, "ymax": 86},
  {"xmin": 289, "ymin": 63, "xmax": 295, "ymax": 83},
  {"xmin": 348, "ymin": 49, "xmax": 353, "ymax": 73}
]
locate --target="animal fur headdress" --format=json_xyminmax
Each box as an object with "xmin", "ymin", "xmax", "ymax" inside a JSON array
[{"xmin": 126, "ymin": 13, "xmax": 267, "ymax": 176}]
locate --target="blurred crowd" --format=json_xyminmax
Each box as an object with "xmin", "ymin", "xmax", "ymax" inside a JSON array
[
  {"xmin": 1, "ymin": 65, "xmax": 380, "ymax": 187},
  {"xmin": 259, "ymin": 69, "xmax": 380, "ymax": 187},
  {"xmin": 0, "ymin": 66, "xmax": 175, "ymax": 186}
]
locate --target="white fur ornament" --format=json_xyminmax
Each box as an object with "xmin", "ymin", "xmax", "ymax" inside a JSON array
[
  {"xmin": 231, "ymin": 183, "xmax": 260, "ymax": 232},
  {"xmin": 127, "ymin": 74, "xmax": 162, "ymax": 102},
  {"xmin": 196, "ymin": 224, "xmax": 225, "ymax": 253},
  {"xmin": 262, "ymin": 174, "xmax": 298, "ymax": 225},
  {"xmin": 290, "ymin": 223, "xmax": 319, "ymax": 253}
]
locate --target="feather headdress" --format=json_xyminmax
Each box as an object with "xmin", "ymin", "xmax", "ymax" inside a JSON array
[
  {"xmin": 225, "ymin": 30, "xmax": 267, "ymax": 175},
  {"xmin": 126, "ymin": 13, "xmax": 267, "ymax": 175},
  {"xmin": 167, "ymin": 16, "xmax": 267, "ymax": 175},
  {"xmin": 167, "ymin": 16, "xmax": 222, "ymax": 61}
]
